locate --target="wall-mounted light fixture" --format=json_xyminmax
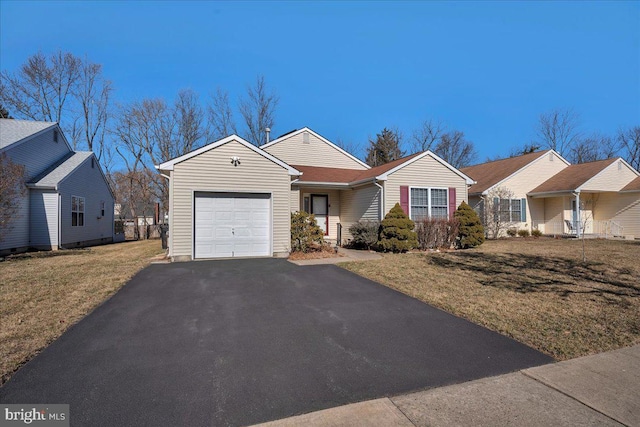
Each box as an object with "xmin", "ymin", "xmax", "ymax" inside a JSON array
[{"xmin": 230, "ymin": 156, "xmax": 241, "ymax": 167}]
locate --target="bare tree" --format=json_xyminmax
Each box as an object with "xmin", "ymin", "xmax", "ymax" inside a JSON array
[
  {"xmin": 618, "ymin": 126, "xmax": 640, "ymax": 170},
  {"xmin": 335, "ymin": 137, "xmax": 362, "ymax": 159},
  {"xmin": 174, "ymin": 89, "xmax": 207, "ymax": 155},
  {"xmin": 482, "ymin": 186, "xmax": 518, "ymax": 239},
  {"xmin": 73, "ymin": 58, "xmax": 112, "ymax": 157},
  {"xmin": 208, "ymin": 88, "xmax": 236, "ymax": 141},
  {"xmin": 536, "ymin": 108, "xmax": 581, "ymax": 157},
  {"xmin": 0, "ymin": 51, "xmax": 81, "ymax": 125},
  {"xmin": 508, "ymin": 142, "xmax": 541, "ymax": 158},
  {"xmin": 239, "ymin": 75, "xmax": 279, "ymax": 146},
  {"xmin": 433, "ymin": 130, "xmax": 477, "ymax": 168},
  {"xmin": 412, "ymin": 119, "xmax": 445, "ymax": 153},
  {"xmin": 0, "ymin": 152, "xmax": 26, "ymax": 242},
  {"xmin": 569, "ymin": 133, "xmax": 618, "ymax": 164}
]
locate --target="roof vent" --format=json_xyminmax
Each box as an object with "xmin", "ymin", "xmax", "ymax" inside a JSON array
[{"xmin": 303, "ymin": 131, "xmax": 310, "ymax": 144}]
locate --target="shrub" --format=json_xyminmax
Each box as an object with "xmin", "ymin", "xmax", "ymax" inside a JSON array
[
  {"xmin": 506, "ymin": 228, "xmax": 517, "ymax": 237},
  {"xmin": 531, "ymin": 229, "xmax": 543, "ymax": 238},
  {"xmin": 291, "ymin": 211, "xmax": 325, "ymax": 253},
  {"xmin": 348, "ymin": 220, "xmax": 380, "ymax": 250},
  {"xmin": 518, "ymin": 229, "xmax": 530, "ymax": 238},
  {"xmin": 379, "ymin": 203, "xmax": 417, "ymax": 252},
  {"xmin": 454, "ymin": 201, "xmax": 485, "ymax": 249},
  {"xmin": 415, "ymin": 217, "xmax": 460, "ymax": 250}
]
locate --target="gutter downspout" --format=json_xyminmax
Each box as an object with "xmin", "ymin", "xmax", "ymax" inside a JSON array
[{"xmin": 374, "ymin": 181, "xmax": 384, "ymax": 220}]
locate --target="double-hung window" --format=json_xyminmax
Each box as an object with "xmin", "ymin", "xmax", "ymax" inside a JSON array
[
  {"xmin": 410, "ymin": 188, "xmax": 448, "ymax": 220},
  {"xmin": 495, "ymin": 198, "xmax": 523, "ymax": 222},
  {"xmin": 72, "ymin": 196, "xmax": 85, "ymax": 227}
]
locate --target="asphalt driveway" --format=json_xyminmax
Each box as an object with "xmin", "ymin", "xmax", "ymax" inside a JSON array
[{"xmin": 1, "ymin": 259, "xmax": 552, "ymax": 426}]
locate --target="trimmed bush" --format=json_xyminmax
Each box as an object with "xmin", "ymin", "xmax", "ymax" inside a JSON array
[
  {"xmin": 454, "ymin": 201, "xmax": 485, "ymax": 249},
  {"xmin": 415, "ymin": 217, "xmax": 460, "ymax": 250},
  {"xmin": 518, "ymin": 229, "xmax": 530, "ymax": 238},
  {"xmin": 379, "ymin": 203, "xmax": 418, "ymax": 253},
  {"xmin": 291, "ymin": 211, "xmax": 325, "ymax": 253},
  {"xmin": 531, "ymin": 229, "xmax": 543, "ymax": 238},
  {"xmin": 506, "ymin": 228, "xmax": 517, "ymax": 237},
  {"xmin": 348, "ymin": 220, "xmax": 380, "ymax": 250}
]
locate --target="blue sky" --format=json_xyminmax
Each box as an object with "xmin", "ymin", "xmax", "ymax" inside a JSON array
[{"xmin": 1, "ymin": 1, "xmax": 639, "ymax": 162}]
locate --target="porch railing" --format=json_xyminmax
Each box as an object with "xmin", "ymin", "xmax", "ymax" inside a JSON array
[{"xmin": 532, "ymin": 219, "xmax": 624, "ymax": 238}]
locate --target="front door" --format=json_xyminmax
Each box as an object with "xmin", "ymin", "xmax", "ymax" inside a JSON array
[{"xmin": 311, "ymin": 194, "xmax": 329, "ymax": 235}]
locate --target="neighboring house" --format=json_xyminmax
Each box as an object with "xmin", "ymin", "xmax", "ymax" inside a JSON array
[
  {"xmin": 0, "ymin": 119, "xmax": 115, "ymax": 255},
  {"xmin": 461, "ymin": 150, "xmax": 570, "ymax": 235},
  {"xmin": 157, "ymin": 127, "xmax": 474, "ymax": 261},
  {"xmin": 462, "ymin": 151, "xmax": 640, "ymax": 238},
  {"xmin": 529, "ymin": 158, "xmax": 640, "ymax": 238}
]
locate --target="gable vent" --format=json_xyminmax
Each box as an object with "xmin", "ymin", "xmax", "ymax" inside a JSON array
[
  {"xmin": 618, "ymin": 160, "xmax": 622, "ymax": 170},
  {"xmin": 549, "ymin": 152, "xmax": 553, "ymax": 161},
  {"xmin": 303, "ymin": 131, "xmax": 310, "ymax": 144},
  {"xmin": 53, "ymin": 130, "xmax": 58, "ymax": 143}
]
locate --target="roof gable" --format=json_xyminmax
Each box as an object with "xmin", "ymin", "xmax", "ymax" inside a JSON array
[
  {"xmin": 461, "ymin": 150, "xmax": 568, "ymax": 195},
  {"xmin": 529, "ymin": 158, "xmax": 620, "ymax": 194},
  {"xmin": 157, "ymin": 135, "xmax": 300, "ymax": 175},
  {"xmin": 260, "ymin": 127, "xmax": 370, "ymax": 170},
  {"xmin": 293, "ymin": 150, "xmax": 474, "ymax": 185},
  {"xmin": 0, "ymin": 119, "xmax": 67, "ymax": 151}
]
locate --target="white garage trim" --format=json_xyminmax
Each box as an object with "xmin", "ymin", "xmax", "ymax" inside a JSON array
[{"xmin": 193, "ymin": 190, "xmax": 274, "ymax": 259}]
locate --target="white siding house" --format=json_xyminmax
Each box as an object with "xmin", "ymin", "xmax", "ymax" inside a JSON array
[{"xmin": 0, "ymin": 119, "xmax": 114, "ymax": 254}]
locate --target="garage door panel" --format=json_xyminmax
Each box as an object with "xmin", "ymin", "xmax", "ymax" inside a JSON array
[{"xmin": 195, "ymin": 193, "xmax": 271, "ymax": 259}]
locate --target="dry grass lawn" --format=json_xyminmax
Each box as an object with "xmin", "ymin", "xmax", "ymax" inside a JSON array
[
  {"xmin": 341, "ymin": 238, "xmax": 640, "ymax": 360},
  {"xmin": 0, "ymin": 240, "xmax": 165, "ymax": 384}
]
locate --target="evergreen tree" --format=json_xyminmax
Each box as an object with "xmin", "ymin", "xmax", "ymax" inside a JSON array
[
  {"xmin": 379, "ymin": 203, "xmax": 417, "ymax": 252},
  {"xmin": 454, "ymin": 201, "xmax": 484, "ymax": 249},
  {"xmin": 365, "ymin": 128, "xmax": 404, "ymax": 166}
]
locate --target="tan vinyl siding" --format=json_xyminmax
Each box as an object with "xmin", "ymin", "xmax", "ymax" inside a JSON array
[
  {"xmin": 543, "ymin": 196, "xmax": 564, "ymax": 233},
  {"xmin": 290, "ymin": 186, "xmax": 300, "ymax": 212},
  {"xmin": 499, "ymin": 151, "xmax": 568, "ymax": 230},
  {"xmin": 171, "ymin": 140, "xmax": 291, "ymax": 259},
  {"xmin": 384, "ymin": 155, "xmax": 468, "ymax": 215},
  {"xmin": 594, "ymin": 192, "xmax": 640, "ymax": 238},
  {"xmin": 263, "ymin": 131, "xmax": 367, "ymax": 170},
  {"xmin": 339, "ymin": 184, "xmax": 381, "ymax": 242},
  {"xmin": 581, "ymin": 161, "xmax": 639, "ymax": 192}
]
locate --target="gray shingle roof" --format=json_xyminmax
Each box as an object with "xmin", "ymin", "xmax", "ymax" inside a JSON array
[
  {"xmin": 0, "ymin": 119, "xmax": 56, "ymax": 149},
  {"xmin": 29, "ymin": 151, "xmax": 93, "ymax": 188}
]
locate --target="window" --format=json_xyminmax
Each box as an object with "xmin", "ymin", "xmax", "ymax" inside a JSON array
[
  {"xmin": 495, "ymin": 198, "xmax": 522, "ymax": 222},
  {"xmin": 410, "ymin": 188, "xmax": 448, "ymax": 220},
  {"xmin": 72, "ymin": 196, "xmax": 85, "ymax": 226}
]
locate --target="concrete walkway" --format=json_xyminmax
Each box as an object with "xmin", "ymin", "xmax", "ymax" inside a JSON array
[
  {"xmin": 288, "ymin": 247, "xmax": 382, "ymax": 266},
  {"xmin": 254, "ymin": 344, "xmax": 640, "ymax": 426}
]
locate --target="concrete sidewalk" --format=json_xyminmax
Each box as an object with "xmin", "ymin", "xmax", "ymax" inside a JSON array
[{"xmin": 255, "ymin": 344, "xmax": 640, "ymax": 426}]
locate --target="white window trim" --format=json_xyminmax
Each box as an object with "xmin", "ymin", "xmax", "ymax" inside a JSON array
[
  {"xmin": 408, "ymin": 186, "xmax": 449, "ymax": 220},
  {"xmin": 496, "ymin": 198, "xmax": 522, "ymax": 222},
  {"xmin": 72, "ymin": 195, "xmax": 85, "ymax": 227}
]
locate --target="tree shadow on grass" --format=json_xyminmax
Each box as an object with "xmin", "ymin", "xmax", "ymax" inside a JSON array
[{"xmin": 428, "ymin": 252, "xmax": 640, "ymax": 299}]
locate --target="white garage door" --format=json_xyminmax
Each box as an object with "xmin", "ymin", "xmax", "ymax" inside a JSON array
[{"xmin": 194, "ymin": 193, "xmax": 271, "ymax": 259}]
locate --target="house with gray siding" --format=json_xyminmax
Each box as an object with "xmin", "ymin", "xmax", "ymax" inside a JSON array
[
  {"xmin": 158, "ymin": 128, "xmax": 474, "ymax": 261},
  {"xmin": 0, "ymin": 119, "xmax": 115, "ymax": 254}
]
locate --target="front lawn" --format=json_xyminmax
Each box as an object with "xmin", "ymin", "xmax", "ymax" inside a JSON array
[
  {"xmin": 0, "ymin": 240, "xmax": 165, "ymax": 384},
  {"xmin": 341, "ymin": 238, "xmax": 640, "ymax": 360}
]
